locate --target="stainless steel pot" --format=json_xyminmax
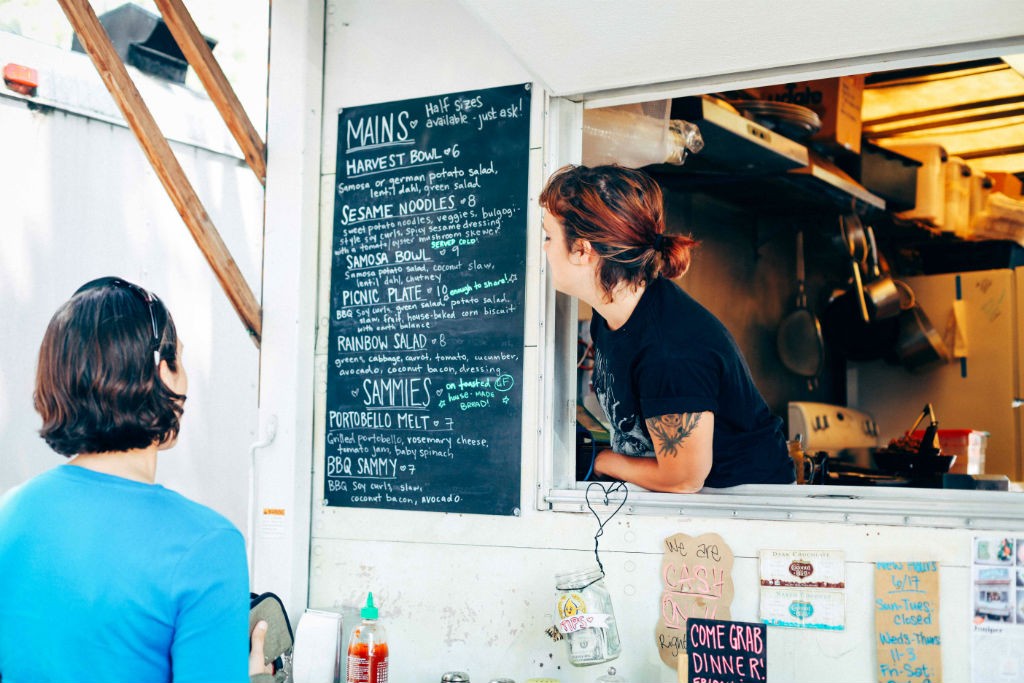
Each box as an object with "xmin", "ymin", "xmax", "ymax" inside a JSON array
[
  {"xmin": 894, "ymin": 300, "xmax": 951, "ymax": 373},
  {"xmin": 838, "ymin": 214, "xmax": 869, "ymax": 322},
  {"xmin": 839, "ymin": 212, "xmax": 868, "ymax": 265},
  {"xmin": 862, "ymin": 226, "xmax": 901, "ymax": 321},
  {"xmin": 821, "ymin": 285, "xmax": 900, "ymax": 361}
]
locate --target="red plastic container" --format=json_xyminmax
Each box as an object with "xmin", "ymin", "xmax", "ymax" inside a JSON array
[{"xmin": 912, "ymin": 429, "xmax": 987, "ymax": 474}]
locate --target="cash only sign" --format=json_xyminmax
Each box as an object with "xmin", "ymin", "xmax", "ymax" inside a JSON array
[{"xmin": 656, "ymin": 532, "xmax": 736, "ymax": 671}]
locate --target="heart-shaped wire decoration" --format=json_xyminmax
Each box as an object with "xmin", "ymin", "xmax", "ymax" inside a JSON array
[{"xmin": 584, "ymin": 481, "xmax": 629, "ymax": 575}]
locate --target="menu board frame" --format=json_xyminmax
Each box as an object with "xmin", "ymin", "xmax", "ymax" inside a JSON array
[{"xmin": 323, "ymin": 83, "xmax": 532, "ymax": 517}]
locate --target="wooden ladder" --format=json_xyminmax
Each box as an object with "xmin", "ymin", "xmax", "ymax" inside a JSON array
[{"xmin": 57, "ymin": 0, "xmax": 265, "ymax": 345}]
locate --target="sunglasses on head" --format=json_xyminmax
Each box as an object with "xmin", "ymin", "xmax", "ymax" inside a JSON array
[{"xmin": 74, "ymin": 277, "xmax": 162, "ymax": 366}]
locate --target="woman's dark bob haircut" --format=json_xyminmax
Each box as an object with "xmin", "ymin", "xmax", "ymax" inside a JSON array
[{"xmin": 34, "ymin": 277, "xmax": 184, "ymax": 457}]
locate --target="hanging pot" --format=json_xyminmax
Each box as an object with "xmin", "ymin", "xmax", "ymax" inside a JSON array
[
  {"xmin": 839, "ymin": 213, "xmax": 868, "ymax": 266},
  {"xmin": 838, "ymin": 214, "xmax": 870, "ymax": 323},
  {"xmin": 777, "ymin": 230, "xmax": 825, "ymax": 389},
  {"xmin": 821, "ymin": 216, "xmax": 894, "ymax": 359},
  {"xmin": 821, "ymin": 287, "xmax": 900, "ymax": 361},
  {"xmin": 862, "ymin": 226, "xmax": 901, "ymax": 321},
  {"xmin": 892, "ymin": 302, "xmax": 951, "ymax": 373}
]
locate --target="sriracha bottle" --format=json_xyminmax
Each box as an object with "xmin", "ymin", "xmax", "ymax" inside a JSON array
[{"xmin": 346, "ymin": 592, "xmax": 389, "ymax": 683}]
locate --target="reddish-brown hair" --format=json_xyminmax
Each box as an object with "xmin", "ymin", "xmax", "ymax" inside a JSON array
[
  {"xmin": 540, "ymin": 164, "xmax": 696, "ymax": 300},
  {"xmin": 34, "ymin": 280, "xmax": 184, "ymax": 456}
]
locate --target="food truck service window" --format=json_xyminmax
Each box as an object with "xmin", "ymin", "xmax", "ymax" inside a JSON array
[{"xmin": 536, "ymin": 47, "xmax": 1024, "ymax": 531}]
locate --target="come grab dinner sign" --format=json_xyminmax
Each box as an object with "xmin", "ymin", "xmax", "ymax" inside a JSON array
[
  {"xmin": 656, "ymin": 533, "xmax": 768, "ymax": 681},
  {"xmin": 687, "ymin": 618, "xmax": 768, "ymax": 683}
]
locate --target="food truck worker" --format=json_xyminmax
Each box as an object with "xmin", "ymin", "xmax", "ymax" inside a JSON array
[{"xmin": 540, "ymin": 165, "xmax": 796, "ymax": 492}]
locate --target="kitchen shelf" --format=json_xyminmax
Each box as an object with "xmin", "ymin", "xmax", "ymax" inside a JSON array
[
  {"xmin": 649, "ymin": 96, "xmax": 886, "ymax": 216},
  {"xmin": 881, "ymin": 228, "xmax": 1024, "ymax": 275},
  {"xmin": 649, "ymin": 162, "xmax": 886, "ymax": 216}
]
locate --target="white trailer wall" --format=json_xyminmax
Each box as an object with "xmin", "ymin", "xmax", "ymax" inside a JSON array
[
  {"xmin": 257, "ymin": 1, "xmax": 1024, "ymax": 680},
  {"xmin": 0, "ymin": 33, "xmax": 261, "ymax": 534}
]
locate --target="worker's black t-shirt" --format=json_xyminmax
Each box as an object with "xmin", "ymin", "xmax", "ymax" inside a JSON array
[{"xmin": 590, "ymin": 277, "xmax": 795, "ymax": 488}]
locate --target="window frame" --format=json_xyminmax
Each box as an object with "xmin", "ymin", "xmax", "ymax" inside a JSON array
[{"xmin": 535, "ymin": 43, "xmax": 1024, "ymax": 531}]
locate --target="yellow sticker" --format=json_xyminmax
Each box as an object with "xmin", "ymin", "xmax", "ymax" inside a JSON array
[{"xmin": 557, "ymin": 592, "xmax": 587, "ymax": 618}]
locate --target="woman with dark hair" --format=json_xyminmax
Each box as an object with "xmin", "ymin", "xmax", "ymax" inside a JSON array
[
  {"xmin": 541, "ymin": 165, "xmax": 795, "ymax": 492},
  {"xmin": 0, "ymin": 277, "xmax": 271, "ymax": 682}
]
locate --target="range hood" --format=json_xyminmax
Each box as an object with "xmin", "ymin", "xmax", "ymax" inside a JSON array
[
  {"xmin": 670, "ymin": 96, "xmax": 808, "ymax": 174},
  {"xmin": 648, "ymin": 96, "xmax": 885, "ymax": 213}
]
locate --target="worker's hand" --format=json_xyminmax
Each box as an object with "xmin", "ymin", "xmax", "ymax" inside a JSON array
[{"xmin": 249, "ymin": 620, "xmax": 273, "ymax": 676}]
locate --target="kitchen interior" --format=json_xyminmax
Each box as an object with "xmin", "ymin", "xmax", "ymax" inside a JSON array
[{"xmin": 574, "ymin": 54, "xmax": 1024, "ymax": 491}]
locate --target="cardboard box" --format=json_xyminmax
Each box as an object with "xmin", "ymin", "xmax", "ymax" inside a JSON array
[
  {"xmin": 986, "ymin": 171, "xmax": 1023, "ymax": 199},
  {"xmin": 755, "ymin": 75, "xmax": 865, "ymax": 154}
]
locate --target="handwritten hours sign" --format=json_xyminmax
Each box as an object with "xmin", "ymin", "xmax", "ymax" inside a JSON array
[
  {"xmin": 325, "ymin": 84, "xmax": 531, "ymax": 516},
  {"xmin": 874, "ymin": 561, "xmax": 942, "ymax": 683},
  {"xmin": 657, "ymin": 532, "xmax": 735, "ymax": 669}
]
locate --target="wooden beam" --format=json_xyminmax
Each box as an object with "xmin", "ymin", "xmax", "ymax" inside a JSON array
[
  {"xmin": 864, "ymin": 59, "xmax": 1007, "ymax": 87},
  {"xmin": 152, "ymin": 0, "xmax": 267, "ymax": 185},
  {"xmin": 863, "ymin": 95, "xmax": 1024, "ymax": 127},
  {"xmin": 865, "ymin": 108, "xmax": 1024, "ymax": 138},
  {"xmin": 58, "ymin": 0, "xmax": 262, "ymax": 345},
  {"xmin": 957, "ymin": 144, "xmax": 1024, "ymax": 161}
]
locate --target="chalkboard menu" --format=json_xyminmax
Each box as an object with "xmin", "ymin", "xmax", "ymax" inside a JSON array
[{"xmin": 324, "ymin": 83, "xmax": 531, "ymax": 516}]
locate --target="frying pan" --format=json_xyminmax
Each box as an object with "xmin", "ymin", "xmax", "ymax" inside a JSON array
[
  {"xmin": 777, "ymin": 230, "xmax": 825, "ymax": 389},
  {"xmin": 873, "ymin": 450, "xmax": 956, "ymax": 476}
]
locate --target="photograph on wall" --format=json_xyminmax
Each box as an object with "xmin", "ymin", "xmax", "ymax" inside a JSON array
[
  {"xmin": 974, "ymin": 566, "xmax": 1013, "ymax": 624},
  {"xmin": 973, "ymin": 537, "xmax": 1015, "ymax": 624},
  {"xmin": 1017, "ymin": 540, "xmax": 1024, "ymax": 592}
]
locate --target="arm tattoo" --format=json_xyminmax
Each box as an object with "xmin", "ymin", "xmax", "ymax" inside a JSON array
[{"xmin": 648, "ymin": 413, "xmax": 701, "ymax": 458}]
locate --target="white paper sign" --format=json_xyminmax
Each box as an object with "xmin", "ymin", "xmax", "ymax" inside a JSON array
[
  {"xmin": 759, "ymin": 549, "xmax": 845, "ymax": 588},
  {"xmin": 759, "ymin": 587, "xmax": 845, "ymax": 630},
  {"xmin": 558, "ymin": 612, "xmax": 611, "ymax": 634}
]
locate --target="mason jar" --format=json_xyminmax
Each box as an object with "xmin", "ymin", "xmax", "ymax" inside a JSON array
[{"xmin": 554, "ymin": 566, "xmax": 621, "ymax": 666}]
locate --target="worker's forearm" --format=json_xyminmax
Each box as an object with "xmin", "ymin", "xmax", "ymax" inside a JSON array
[{"xmin": 594, "ymin": 449, "xmax": 705, "ymax": 493}]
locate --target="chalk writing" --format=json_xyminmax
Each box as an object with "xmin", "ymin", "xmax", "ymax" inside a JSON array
[{"xmin": 324, "ymin": 84, "xmax": 531, "ymax": 516}]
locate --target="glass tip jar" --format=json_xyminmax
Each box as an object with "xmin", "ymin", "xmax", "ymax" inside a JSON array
[{"xmin": 554, "ymin": 565, "xmax": 621, "ymax": 666}]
